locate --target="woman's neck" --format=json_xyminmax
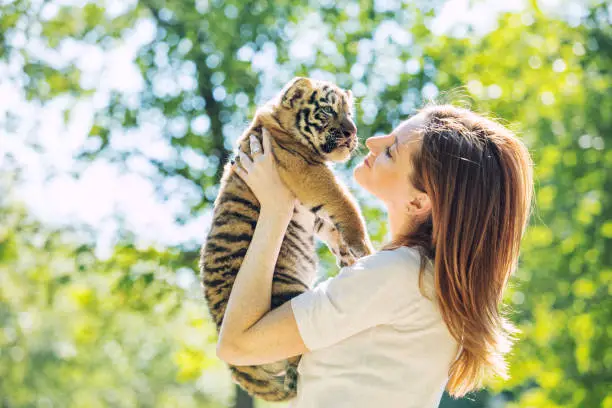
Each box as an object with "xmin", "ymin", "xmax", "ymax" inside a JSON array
[{"xmin": 386, "ymin": 203, "xmax": 414, "ymax": 241}]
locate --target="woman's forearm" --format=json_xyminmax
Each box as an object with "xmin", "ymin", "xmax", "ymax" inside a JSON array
[{"xmin": 217, "ymin": 207, "xmax": 292, "ymax": 348}]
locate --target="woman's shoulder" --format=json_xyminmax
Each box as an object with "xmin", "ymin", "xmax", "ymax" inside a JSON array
[
  {"xmin": 351, "ymin": 246, "xmax": 429, "ymax": 279},
  {"xmin": 353, "ymin": 246, "xmax": 435, "ymax": 296},
  {"xmin": 358, "ymin": 245, "xmax": 425, "ymax": 269}
]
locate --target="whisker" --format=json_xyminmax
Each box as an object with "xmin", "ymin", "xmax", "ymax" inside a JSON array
[{"xmin": 352, "ymin": 143, "xmax": 368, "ymax": 157}]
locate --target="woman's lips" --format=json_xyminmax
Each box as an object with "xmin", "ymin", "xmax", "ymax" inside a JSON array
[{"xmin": 364, "ymin": 156, "xmax": 371, "ymax": 167}]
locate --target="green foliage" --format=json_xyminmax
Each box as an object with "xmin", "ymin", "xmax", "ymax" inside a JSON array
[
  {"xmin": 2, "ymin": 0, "xmax": 611, "ymax": 407},
  {"xmin": 0, "ymin": 186, "xmax": 228, "ymax": 407}
]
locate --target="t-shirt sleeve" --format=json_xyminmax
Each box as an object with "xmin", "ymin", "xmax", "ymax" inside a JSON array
[{"xmin": 290, "ymin": 248, "xmax": 422, "ymax": 351}]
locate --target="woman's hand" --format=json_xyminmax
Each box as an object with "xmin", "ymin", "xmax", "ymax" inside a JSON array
[{"xmin": 234, "ymin": 128, "xmax": 297, "ymax": 217}]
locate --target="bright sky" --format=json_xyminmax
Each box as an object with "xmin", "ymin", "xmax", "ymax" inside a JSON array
[{"xmin": 3, "ymin": 0, "xmax": 582, "ymax": 259}]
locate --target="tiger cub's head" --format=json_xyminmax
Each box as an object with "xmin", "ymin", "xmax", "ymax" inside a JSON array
[{"xmin": 270, "ymin": 77, "xmax": 358, "ymax": 162}]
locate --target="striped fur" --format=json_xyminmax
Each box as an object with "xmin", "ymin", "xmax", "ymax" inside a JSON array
[{"xmin": 200, "ymin": 77, "xmax": 373, "ymax": 401}]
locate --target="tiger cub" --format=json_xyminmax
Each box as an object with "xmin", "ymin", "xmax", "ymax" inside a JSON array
[{"xmin": 200, "ymin": 77, "xmax": 373, "ymax": 401}]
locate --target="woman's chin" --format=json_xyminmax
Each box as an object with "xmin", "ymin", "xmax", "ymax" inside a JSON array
[{"xmin": 353, "ymin": 164, "xmax": 369, "ymax": 189}]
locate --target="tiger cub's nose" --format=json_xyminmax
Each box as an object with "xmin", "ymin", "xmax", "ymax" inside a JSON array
[{"xmin": 340, "ymin": 117, "xmax": 357, "ymax": 138}]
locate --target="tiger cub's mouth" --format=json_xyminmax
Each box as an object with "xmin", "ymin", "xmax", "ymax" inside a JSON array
[
  {"xmin": 321, "ymin": 133, "xmax": 357, "ymax": 154},
  {"xmin": 337, "ymin": 136, "xmax": 356, "ymax": 149},
  {"xmin": 321, "ymin": 124, "xmax": 358, "ymax": 153}
]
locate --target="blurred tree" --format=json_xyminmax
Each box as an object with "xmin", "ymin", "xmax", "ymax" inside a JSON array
[
  {"xmin": 1, "ymin": 0, "xmax": 610, "ymax": 407},
  {"xmin": 0, "ymin": 176, "xmax": 228, "ymax": 407}
]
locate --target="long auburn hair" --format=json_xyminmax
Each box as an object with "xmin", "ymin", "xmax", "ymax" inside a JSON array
[{"xmin": 384, "ymin": 104, "xmax": 534, "ymax": 397}]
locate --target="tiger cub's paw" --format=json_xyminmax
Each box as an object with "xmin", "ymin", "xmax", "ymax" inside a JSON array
[
  {"xmin": 345, "ymin": 236, "xmax": 374, "ymax": 260},
  {"xmin": 337, "ymin": 240, "xmax": 358, "ymax": 268},
  {"xmin": 325, "ymin": 226, "xmax": 356, "ymax": 267}
]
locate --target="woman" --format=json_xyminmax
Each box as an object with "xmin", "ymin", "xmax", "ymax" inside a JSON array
[{"xmin": 216, "ymin": 104, "xmax": 534, "ymax": 407}]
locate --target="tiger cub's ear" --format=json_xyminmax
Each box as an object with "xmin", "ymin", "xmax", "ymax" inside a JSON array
[
  {"xmin": 346, "ymin": 89, "xmax": 354, "ymax": 103},
  {"xmin": 281, "ymin": 77, "xmax": 311, "ymax": 109}
]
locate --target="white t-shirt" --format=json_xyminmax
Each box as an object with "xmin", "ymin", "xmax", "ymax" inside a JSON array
[{"xmin": 288, "ymin": 246, "xmax": 459, "ymax": 408}]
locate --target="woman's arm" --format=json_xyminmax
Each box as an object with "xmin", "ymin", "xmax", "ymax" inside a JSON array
[
  {"xmin": 216, "ymin": 207, "xmax": 309, "ymax": 365},
  {"xmin": 216, "ymin": 131, "xmax": 309, "ymax": 366}
]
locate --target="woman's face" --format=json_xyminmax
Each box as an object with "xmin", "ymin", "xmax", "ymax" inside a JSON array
[{"xmin": 354, "ymin": 114, "xmax": 426, "ymax": 207}]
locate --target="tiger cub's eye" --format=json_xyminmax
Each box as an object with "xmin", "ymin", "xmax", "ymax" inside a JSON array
[{"xmin": 320, "ymin": 106, "xmax": 334, "ymax": 116}]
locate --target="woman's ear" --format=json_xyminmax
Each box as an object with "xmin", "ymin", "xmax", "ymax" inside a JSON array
[{"xmin": 407, "ymin": 192, "xmax": 432, "ymax": 216}]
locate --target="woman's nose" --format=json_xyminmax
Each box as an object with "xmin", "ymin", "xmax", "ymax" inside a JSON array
[{"xmin": 365, "ymin": 135, "xmax": 389, "ymax": 152}]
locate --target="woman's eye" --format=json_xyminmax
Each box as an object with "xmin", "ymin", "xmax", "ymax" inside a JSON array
[{"xmin": 385, "ymin": 145, "xmax": 392, "ymax": 158}]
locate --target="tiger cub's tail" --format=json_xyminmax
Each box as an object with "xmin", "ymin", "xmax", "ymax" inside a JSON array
[{"xmin": 229, "ymin": 356, "xmax": 300, "ymax": 402}]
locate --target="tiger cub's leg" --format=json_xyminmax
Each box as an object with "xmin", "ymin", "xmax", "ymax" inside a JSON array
[
  {"xmin": 313, "ymin": 212, "xmax": 357, "ymax": 267},
  {"xmin": 275, "ymin": 161, "xmax": 373, "ymax": 259}
]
